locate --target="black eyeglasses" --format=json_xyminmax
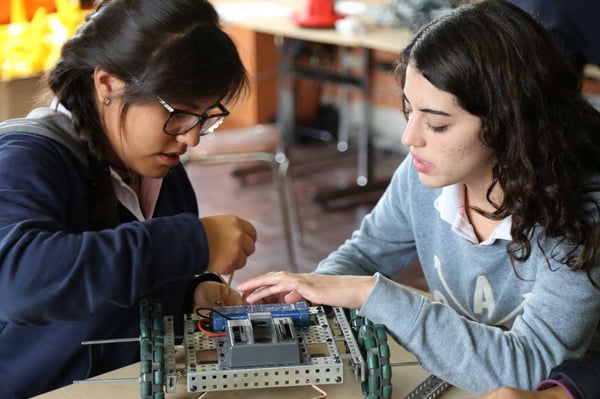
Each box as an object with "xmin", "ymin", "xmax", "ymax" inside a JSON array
[{"xmin": 156, "ymin": 97, "xmax": 229, "ymax": 136}]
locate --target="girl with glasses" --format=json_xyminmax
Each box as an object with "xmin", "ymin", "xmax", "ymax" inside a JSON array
[{"xmin": 0, "ymin": 0, "xmax": 256, "ymax": 397}]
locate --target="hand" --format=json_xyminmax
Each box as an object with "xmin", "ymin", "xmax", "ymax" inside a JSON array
[
  {"xmin": 237, "ymin": 272, "xmax": 377, "ymax": 309},
  {"xmin": 193, "ymin": 280, "xmax": 243, "ymax": 312},
  {"xmin": 473, "ymin": 386, "xmax": 569, "ymax": 399},
  {"xmin": 201, "ymin": 214, "xmax": 257, "ymax": 275}
]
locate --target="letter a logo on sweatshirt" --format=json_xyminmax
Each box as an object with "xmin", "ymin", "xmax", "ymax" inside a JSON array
[{"xmin": 473, "ymin": 276, "xmax": 496, "ymax": 318}]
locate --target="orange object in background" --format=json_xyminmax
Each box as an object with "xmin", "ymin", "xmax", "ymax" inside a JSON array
[
  {"xmin": 291, "ymin": 0, "xmax": 343, "ymax": 28},
  {"xmin": 0, "ymin": 0, "xmax": 57, "ymax": 24}
]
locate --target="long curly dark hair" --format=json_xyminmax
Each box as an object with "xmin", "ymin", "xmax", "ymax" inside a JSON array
[
  {"xmin": 46, "ymin": 0, "xmax": 248, "ymax": 229},
  {"xmin": 395, "ymin": 0, "xmax": 600, "ymax": 281}
]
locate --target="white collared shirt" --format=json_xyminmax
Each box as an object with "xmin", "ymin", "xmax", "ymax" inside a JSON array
[
  {"xmin": 434, "ymin": 184, "xmax": 512, "ymax": 245},
  {"xmin": 111, "ymin": 170, "xmax": 162, "ymax": 221}
]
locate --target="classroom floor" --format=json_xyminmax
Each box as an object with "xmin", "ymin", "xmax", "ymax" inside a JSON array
[{"xmin": 184, "ymin": 139, "xmax": 428, "ymax": 291}]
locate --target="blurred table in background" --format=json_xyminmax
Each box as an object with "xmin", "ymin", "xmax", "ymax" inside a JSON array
[{"xmin": 212, "ymin": 0, "xmax": 412, "ymax": 210}]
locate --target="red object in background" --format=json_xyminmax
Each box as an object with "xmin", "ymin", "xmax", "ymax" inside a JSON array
[
  {"xmin": 0, "ymin": 0, "xmax": 57, "ymax": 24},
  {"xmin": 291, "ymin": 0, "xmax": 343, "ymax": 28}
]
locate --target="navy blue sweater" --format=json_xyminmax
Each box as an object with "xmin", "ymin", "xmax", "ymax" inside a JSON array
[
  {"xmin": 0, "ymin": 109, "xmax": 209, "ymax": 398},
  {"xmin": 549, "ymin": 355, "xmax": 600, "ymax": 399}
]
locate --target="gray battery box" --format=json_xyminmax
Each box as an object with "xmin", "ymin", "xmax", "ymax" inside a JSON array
[{"xmin": 219, "ymin": 312, "xmax": 301, "ymax": 368}]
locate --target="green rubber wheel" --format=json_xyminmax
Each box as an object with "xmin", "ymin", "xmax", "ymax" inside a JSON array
[
  {"xmin": 139, "ymin": 297, "xmax": 166, "ymax": 399},
  {"xmin": 349, "ymin": 310, "xmax": 393, "ymax": 399}
]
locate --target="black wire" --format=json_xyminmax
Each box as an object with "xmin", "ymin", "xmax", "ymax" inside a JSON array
[
  {"xmin": 195, "ymin": 306, "xmax": 232, "ymax": 320},
  {"xmin": 200, "ymin": 320, "xmax": 213, "ymax": 330}
]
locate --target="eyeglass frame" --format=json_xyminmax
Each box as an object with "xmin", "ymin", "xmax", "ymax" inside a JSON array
[{"xmin": 156, "ymin": 96, "xmax": 230, "ymax": 136}]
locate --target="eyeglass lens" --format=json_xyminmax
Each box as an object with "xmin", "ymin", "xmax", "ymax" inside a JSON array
[{"xmin": 165, "ymin": 110, "xmax": 225, "ymax": 135}]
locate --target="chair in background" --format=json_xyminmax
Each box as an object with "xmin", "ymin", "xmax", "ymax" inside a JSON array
[{"xmin": 182, "ymin": 124, "xmax": 300, "ymax": 272}]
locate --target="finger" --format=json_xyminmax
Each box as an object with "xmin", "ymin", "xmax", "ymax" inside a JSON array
[
  {"xmin": 283, "ymin": 291, "xmax": 304, "ymax": 304},
  {"xmin": 241, "ymin": 234, "xmax": 256, "ymax": 256},
  {"xmin": 237, "ymin": 271, "xmax": 289, "ymax": 292},
  {"xmin": 244, "ymin": 286, "xmax": 274, "ymax": 303},
  {"xmin": 225, "ymin": 290, "xmax": 244, "ymax": 306},
  {"xmin": 235, "ymin": 250, "xmax": 247, "ymax": 270},
  {"xmin": 244, "ymin": 281, "xmax": 298, "ymax": 303},
  {"xmin": 240, "ymin": 219, "xmax": 257, "ymax": 241},
  {"xmin": 241, "ymin": 288, "xmax": 284, "ymax": 304}
]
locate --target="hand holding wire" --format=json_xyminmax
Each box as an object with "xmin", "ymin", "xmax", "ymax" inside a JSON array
[{"xmin": 201, "ymin": 215, "xmax": 257, "ymax": 275}]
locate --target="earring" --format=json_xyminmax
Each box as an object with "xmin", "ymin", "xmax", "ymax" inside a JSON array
[{"xmin": 102, "ymin": 97, "xmax": 111, "ymax": 106}]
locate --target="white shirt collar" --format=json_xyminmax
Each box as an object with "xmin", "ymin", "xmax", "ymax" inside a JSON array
[
  {"xmin": 434, "ymin": 184, "xmax": 512, "ymax": 245},
  {"xmin": 110, "ymin": 170, "xmax": 162, "ymax": 221}
]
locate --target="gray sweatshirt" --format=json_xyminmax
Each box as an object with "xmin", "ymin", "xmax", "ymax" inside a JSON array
[{"xmin": 315, "ymin": 155, "xmax": 600, "ymax": 393}]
